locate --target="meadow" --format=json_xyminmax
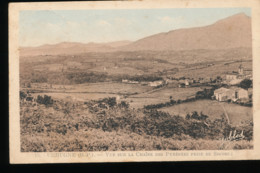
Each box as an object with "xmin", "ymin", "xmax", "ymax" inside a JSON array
[
  {"xmin": 159, "ymin": 100, "xmax": 253, "ymax": 126},
  {"xmin": 20, "ymin": 95, "xmax": 253, "ymax": 152},
  {"xmin": 124, "ymin": 87, "xmax": 202, "ymax": 108}
]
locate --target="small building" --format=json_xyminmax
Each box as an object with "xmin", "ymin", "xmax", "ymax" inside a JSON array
[
  {"xmin": 185, "ymin": 79, "xmax": 190, "ymax": 86},
  {"xmin": 149, "ymin": 80, "xmax": 163, "ymax": 87},
  {"xmin": 178, "ymin": 83, "xmax": 185, "ymax": 88},
  {"xmin": 229, "ymin": 79, "xmax": 243, "ymax": 85},
  {"xmin": 226, "ymin": 72, "xmax": 238, "ymax": 80},
  {"xmin": 229, "ymin": 87, "xmax": 249, "ymax": 100},
  {"xmin": 128, "ymin": 80, "xmax": 139, "ymax": 84},
  {"xmin": 214, "ymin": 87, "xmax": 231, "ymax": 101},
  {"xmin": 225, "ymin": 64, "xmax": 249, "ymax": 82}
]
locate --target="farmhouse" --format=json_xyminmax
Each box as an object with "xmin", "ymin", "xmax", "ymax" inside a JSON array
[
  {"xmin": 230, "ymin": 87, "xmax": 249, "ymax": 101},
  {"xmin": 149, "ymin": 80, "xmax": 163, "ymax": 87},
  {"xmin": 214, "ymin": 87, "xmax": 231, "ymax": 101},
  {"xmin": 122, "ymin": 79, "xmax": 139, "ymax": 84},
  {"xmin": 128, "ymin": 80, "xmax": 139, "ymax": 84},
  {"xmin": 185, "ymin": 79, "xmax": 190, "ymax": 86},
  {"xmin": 214, "ymin": 87, "xmax": 249, "ymax": 102}
]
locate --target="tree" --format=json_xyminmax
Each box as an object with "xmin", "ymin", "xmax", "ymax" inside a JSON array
[
  {"xmin": 185, "ymin": 114, "xmax": 191, "ymax": 120},
  {"xmin": 239, "ymin": 79, "xmax": 252, "ymax": 89},
  {"xmin": 20, "ymin": 91, "xmax": 27, "ymax": 100},
  {"xmin": 36, "ymin": 95, "xmax": 53, "ymax": 106}
]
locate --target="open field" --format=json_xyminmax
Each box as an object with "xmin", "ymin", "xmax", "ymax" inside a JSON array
[
  {"xmin": 29, "ymin": 82, "xmax": 152, "ymax": 95},
  {"xmin": 159, "ymin": 100, "xmax": 252, "ymax": 126},
  {"xmin": 173, "ymin": 60, "xmax": 252, "ymax": 79},
  {"xmin": 124, "ymin": 87, "xmax": 203, "ymax": 108},
  {"xmin": 29, "ymin": 84, "xmax": 202, "ymax": 107},
  {"xmin": 28, "ymin": 82, "xmax": 153, "ymax": 102}
]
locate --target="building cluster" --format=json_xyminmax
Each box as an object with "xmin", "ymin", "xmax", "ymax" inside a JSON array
[
  {"xmin": 213, "ymin": 86, "xmax": 251, "ymax": 102},
  {"xmin": 224, "ymin": 64, "xmax": 252, "ymax": 85},
  {"xmin": 213, "ymin": 65, "xmax": 252, "ymax": 103}
]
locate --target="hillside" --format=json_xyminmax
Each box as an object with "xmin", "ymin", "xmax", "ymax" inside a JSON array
[
  {"xmin": 20, "ymin": 13, "xmax": 251, "ymax": 56},
  {"xmin": 121, "ymin": 13, "xmax": 251, "ymax": 51},
  {"xmin": 20, "ymin": 40, "xmax": 132, "ymax": 57}
]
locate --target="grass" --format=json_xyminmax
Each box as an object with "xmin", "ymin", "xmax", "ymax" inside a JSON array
[
  {"xmin": 125, "ymin": 87, "xmax": 202, "ymax": 108},
  {"xmin": 174, "ymin": 61, "xmax": 252, "ymax": 79},
  {"xmin": 30, "ymin": 82, "xmax": 153, "ymax": 102},
  {"xmin": 21, "ymin": 128, "xmax": 253, "ymax": 152},
  {"xmin": 20, "ymin": 97, "xmax": 253, "ymax": 152},
  {"xmin": 159, "ymin": 100, "xmax": 252, "ymax": 126}
]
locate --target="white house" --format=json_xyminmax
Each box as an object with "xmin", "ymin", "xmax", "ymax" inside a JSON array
[
  {"xmin": 149, "ymin": 80, "xmax": 163, "ymax": 87},
  {"xmin": 214, "ymin": 87, "xmax": 249, "ymax": 102},
  {"xmin": 214, "ymin": 87, "xmax": 231, "ymax": 101}
]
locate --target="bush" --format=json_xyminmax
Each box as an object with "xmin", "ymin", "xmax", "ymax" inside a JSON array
[
  {"xmin": 239, "ymin": 79, "xmax": 252, "ymax": 90},
  {"xmin": 36, "ymin": 95, "xmax": 53, "ymax": 106},
  {"xmin": 20, "ymin": 91, "xmax": 27, "ymax": 100},
  {"xmin": 118, "ymin": 101, "xmax": 129, "ymax": 109}
]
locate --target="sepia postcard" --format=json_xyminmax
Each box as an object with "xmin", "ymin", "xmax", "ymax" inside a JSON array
[{"xmin": 9, "ymin": 0, "xmax": 260, "ymax": 163}]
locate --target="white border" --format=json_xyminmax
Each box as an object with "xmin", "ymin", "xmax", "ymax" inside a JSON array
[{"xmin": 9, "ymin": 0, "xmax": 260, "ymax": 163}]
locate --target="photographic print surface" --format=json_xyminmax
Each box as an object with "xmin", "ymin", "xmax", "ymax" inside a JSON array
[{"xmin": 9, "ymin": 0, "xmax": 260, "ymax": 163}]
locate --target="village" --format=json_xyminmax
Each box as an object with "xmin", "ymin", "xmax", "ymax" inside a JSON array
[
  {"xmin": 120, "ymin": 64, "xmax": 253, "ymax": 106},
  {"xmin": 21, "ymin": 62, "xmax": 253, "ymax": 110}
]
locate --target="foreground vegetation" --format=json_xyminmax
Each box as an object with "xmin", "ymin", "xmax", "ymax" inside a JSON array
[{"xmin": 20, "ymin": 94, "xmax": 253, "ymax": 152}]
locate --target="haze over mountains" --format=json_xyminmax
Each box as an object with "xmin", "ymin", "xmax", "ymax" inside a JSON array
[{"xmin": 20, "ymin": 13, "xmax": 251, "ymax": 56}]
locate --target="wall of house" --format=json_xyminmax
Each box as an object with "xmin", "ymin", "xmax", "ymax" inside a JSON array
[
  {"xmin": 226, "ymin": 75, "xmax": 237, "ymax": 80},
  {"xmin": 238, "ymin": 89, "xmax": 249, "ymax": 99}
]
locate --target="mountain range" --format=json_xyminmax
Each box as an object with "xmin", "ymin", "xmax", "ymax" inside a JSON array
[{"xmin": 20, "ymin": 13, "xmax": 251, "ymax": 56}]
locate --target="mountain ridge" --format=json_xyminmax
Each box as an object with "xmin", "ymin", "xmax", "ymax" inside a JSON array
[
  {"xmin": 120, "ymin": 13, "xmax": 251, "ymax": 51},
  {"xmin": 20, "ymin": 13, "xmax": 251, "ymax": 56}
]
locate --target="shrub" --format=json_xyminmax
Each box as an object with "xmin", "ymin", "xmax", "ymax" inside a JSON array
[
  {"xmin": 20, "ymin": 91, "xmax": 27, "ymax": 100},
  {"xmin": 118, "ymin": 101, "xmax": 129, "ymax": 109},
  {"xmin": 36, "ymin": 95, "xmax": 53, "ymax": 106},
  {"xmin": 239, "ymin": 79, "xmax": 252, "ymax": 90}
]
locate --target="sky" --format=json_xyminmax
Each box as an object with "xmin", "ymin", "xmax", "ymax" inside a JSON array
[{"xmin": 19, "ymin": 8, "xmax": 251, "ymax": 47}]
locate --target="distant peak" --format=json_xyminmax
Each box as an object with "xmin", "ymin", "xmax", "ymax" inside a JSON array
[
  {"xmin": 227, "ymin": 12, "xmax": 250, "ymax": 19},
  {"xmin": 213, "ymin": 12, "xmax": 250, "ymax": 25}
]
